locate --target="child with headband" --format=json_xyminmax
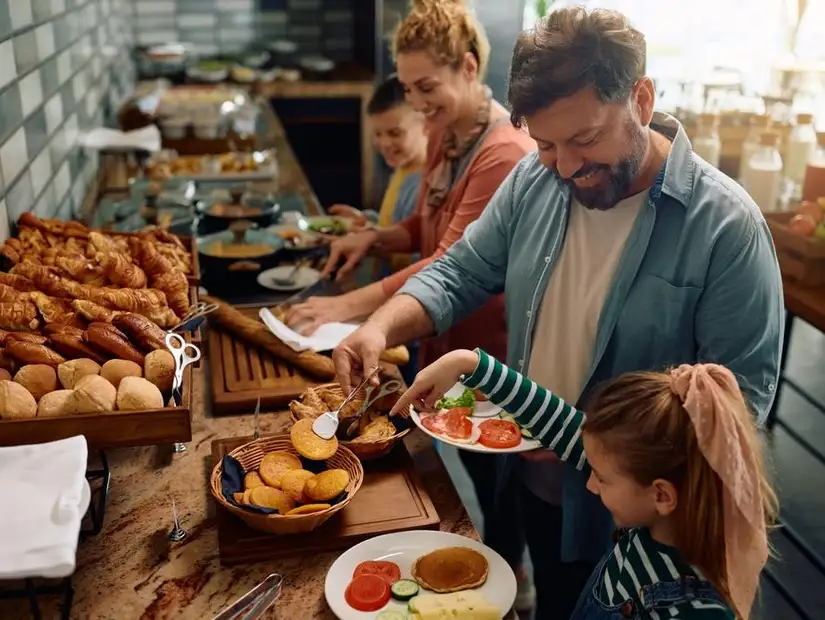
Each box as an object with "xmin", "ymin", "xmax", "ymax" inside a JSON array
[{"xmin": 392, "ymin": 349, "xmax": 777, "ymax": 619}]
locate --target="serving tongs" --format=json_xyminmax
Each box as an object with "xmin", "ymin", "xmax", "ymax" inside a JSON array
[
  {"xmin": 312, "ymin": 365, "xmax": 380, "ymax": 439},
  {"xmin": 212, "ymin": 574, "xmax": 283, "ymax": 620}
]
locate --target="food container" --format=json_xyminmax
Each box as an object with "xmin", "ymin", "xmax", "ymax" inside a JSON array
[
  {"xmin": 231, "ymin": 65, "xmax": 258, "ymax": 84},
  {"xmin": 137, "ymin": 44, "xmax": 192, "ymax": 78},
  {"xmin": 197, "ymin": 221, "xmax": 284, "ymax": 290},
  {"xmin": 210, "ymin": 435, "xmax": 364, "ymax": 535},
  {"xmin": 289, "ymin": 383, "xmax": 413, "ymax": 461},
  {"xmin": 193, "ymin": 115, "xmax": 225, "ymax": 139},
  {"xmin": 159, "ymin": 116, "xmax": 191, "ymax": 139},
  {"xmin": 188, "ymin": 60, "xmax": 230, "ymax": 83},
  {"xmin": 195, "ymin": 187, "xmax": 281, "ymax": 233}
]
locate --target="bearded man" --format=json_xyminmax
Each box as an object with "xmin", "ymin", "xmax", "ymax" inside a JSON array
[{"xmin": 333, "ymin": 7, "xmax": 783, "ymax": 618}]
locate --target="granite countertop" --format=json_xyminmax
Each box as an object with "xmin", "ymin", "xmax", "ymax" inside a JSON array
[{"xmin": 0, "ymin": 371, "xmax": 479, "ymax": 620}]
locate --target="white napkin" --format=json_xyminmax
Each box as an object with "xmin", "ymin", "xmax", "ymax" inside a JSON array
[
  {"xmin": 0, "ymin": 435, "xmax": 90, "ymax": 580},
  {"xmin": 259, "ymin": 307, "xmax": 359, "ymax": 353},
  {"xmin": 80, "ymin": 125, "xmax": 162, "ymax": 152}
]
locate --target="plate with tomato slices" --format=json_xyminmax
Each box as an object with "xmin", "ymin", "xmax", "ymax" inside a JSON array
[
  {"xmin": 324, "ymin": 530, "xmax": 517, "ymax": 620},
  {"xmin": 410, "ymin": 405, "xmax": 543, "ymax": 454}
]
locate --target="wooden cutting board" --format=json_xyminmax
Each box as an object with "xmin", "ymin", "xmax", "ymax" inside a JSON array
[
  {"xmin": 208, "ymin": 306, "xmax": 324, "ymax": 414},
  {"xmin": 211, "ymin": 436, "xmax": 441, "ymax": 565}
]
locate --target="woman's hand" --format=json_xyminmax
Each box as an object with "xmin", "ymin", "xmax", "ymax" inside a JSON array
[
  {"xmin": 322, "ymin": 230, "xmax": 379, "ymax": 281},
  {"xmin": 390, "ymin": 349, "xmax": 480, "ymax": 416},
  {"xmin": 284, "ymin": 295, "xmax": 355, "ymax": 336},
  {"xmin": 329, "ymin": 204, "xmax": 368, "ymax": 228}
]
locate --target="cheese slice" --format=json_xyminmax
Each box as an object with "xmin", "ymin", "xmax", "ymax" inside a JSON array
[{"xmin": 408, "ymin": 591, "xmax": 501, "ymax": 619}]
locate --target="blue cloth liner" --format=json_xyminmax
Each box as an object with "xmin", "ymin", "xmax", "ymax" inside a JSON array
[{"xmin": 221, "ymin": 454, "xmax": 348, "ymax": 513}]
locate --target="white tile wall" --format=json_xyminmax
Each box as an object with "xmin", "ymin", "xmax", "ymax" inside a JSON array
[
  {"xmin": 35, "ymin": 23, "xmax": 56, "ymax": 59},
  {"xmin": 9, "ymin": 2, "xmax": 33, "ymax": 31},
  {"xmin": 0, "ymin": 39, "xmax": 16, "ymax": 91},
  {"xmin": 0, "ymin": 200, "xmax": 8, "ymax": 241},
  {"xmin": 30, "ymin": 149, "xmax": 53, "ymax": 201},
  {"xmin": 0, "ymin": 128, "xmax": 29, "ymax": 188},
  {"xmin": 19, "ymin": 72, "xmax": 43, "ymax": 117}
]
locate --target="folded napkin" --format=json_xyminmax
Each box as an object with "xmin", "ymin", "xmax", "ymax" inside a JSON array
[
  {"xmin": 258, "ymin": 307, "xmax": 358, "ymax": 353},
  {"xmin": 79, "ymin": 125, "xmax": 162, "ymax": 152},
  {"xmin": 0, "ymin": 435, "xmax": 89, "ymax": 580}
]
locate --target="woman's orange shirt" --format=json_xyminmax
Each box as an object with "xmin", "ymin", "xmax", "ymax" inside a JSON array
[{"xmin": 381, "ymin": 121, "xmax": 536, "ymax": 365}]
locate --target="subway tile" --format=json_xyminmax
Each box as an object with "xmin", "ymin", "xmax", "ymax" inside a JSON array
[
  {"xmin": 53, "ymin": 159, "xmax": 71, "ymax": 199},
  {"xmin": 0, "ymin": 83, "xmax": 22, "ymax": 144},
  {"xmin": 30, "ymin": 145, "xmax": 52, "ymax": 200},
  {"xmin": 71, "ymin": 69, "xmax": 87, "ymax": 105},
  {"xmin": 56, "ymin": 49, "xmax": 71, "ymax": 82},
  {"xmin": 260, "ymin": 0, "xmax": 288, "ymax": 9},
  {"xmin": 32, "ymin": 0, "xmax": 55, "ymax": 23},
  {"xmin": 0, "ymin": 199, "xmax": 9, "ymax": 243},
  {"xmin": 0, "ymin": 0, "xmax": 12, "ymax": 42},
  {"xmin": 218, "ymin": 28, "xmax": 255, "ymax": 44},
  {"xmin": 49, "ymin": 125, "xmax": 68, "ymax": 169},
  {"xmin": 13, "ymin": 31, "xmax": 39, "ymax": 74},
  {"xmin": 288, "ymin": 0, "xmax": 321, "ymax": 7},
  {"xmin": 6, "ymin": 169, "xmax": 35, "ymax": 220},
  {"xmin": 65, "ymin": 10, "xmax": 80, "ymax": 42},
  {"xmin": 24, "ymin": 107, "xmax": 49, "ymax": 158},
  {"xmin": 0, "ymin": 38, "xmax": 16, "ymax": 90},
  {"xmin": 135, "ymin": 1, "xmax": 176, "ymax": 15},
  {"xmin": 59, "ymin": 80, "xmax": 74, "ymax": 114},
  {"xmin": 136, "ymin": 30, "xmax": 179, "ymax": 45},
  {"xmin": 257, "ymin": 11, "xmax": 289, "ymax": 25},
  {"xmin": 0, "ymin": 127, "xmax": 29, "ymax": 188},
  {"xmin": 33, "ymin": 182, "xmax": 56, "ymax": 218},
  {"xmin": 9, "ymin": 0, "xmax": 33, "ymax": 31},
  {"xmin": 40, "ymin": 56, "xmax": 60, "ymax": 97},
  {"xmin": 35, "ymin": 22, "xmax": 56, "ymax": 59},
  {"xmin": 51, "ymin": 0, "xmax": 67, "ymax": 16},
  {"xmin": 19, "ymin": 71, "xmax": 43, "ymax": 118},
  {"xmin": 177, "ymin": 14, "xmax": 216, "ymax": 29},
  {"xmin": 53, "ymin": 16, "xmax": 73, "ymax": 50},
  {"xmin": 55, "ymin": 194, "xmax": 73, "ymax": 220},
  {"xmin": 44, "ymin": 92, "xmax": 62, "ymax": 135},
  {"xmin": 323, "ymin": 10, "xmax": 352, "ymax": 24},
  {"xmin": 217, "ymin": 0, "xmax": 255, "ymax": 10},
  {"xmin": 70, "ymin": 172, "xmax": 85, "ymax": 209},
  {"xmin": 178, "ymin": 0, "xmax": 215, "ymax": 10}
]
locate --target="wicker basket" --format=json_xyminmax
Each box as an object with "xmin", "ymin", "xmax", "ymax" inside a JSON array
[
  {"xmin": 210, "ymin": 434, "xmax": 364, "ymax": 535},
  {"xmin": 289, "ymin": 383, "xmax": 412, "ymax": 461}
]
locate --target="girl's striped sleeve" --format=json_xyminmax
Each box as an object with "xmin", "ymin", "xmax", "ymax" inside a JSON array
[{"xmin": 461, "ymin": 348, "xmax": 588, "ymax": 471}]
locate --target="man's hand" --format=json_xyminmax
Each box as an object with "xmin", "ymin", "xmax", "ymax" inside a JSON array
[
  {"xmin": 331, "ymin": 324, "xmax": 388, "ymax": 394},
  {"xmin": 321, "ymin": 230, "xmax": 379, "ymax": 281}
]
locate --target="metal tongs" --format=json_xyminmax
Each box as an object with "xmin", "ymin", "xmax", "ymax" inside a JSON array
[
  {"xmin": 212, "ymin": 574, "xmax": 283, "ymax": 620},
  {"xmin": 312, "ymin": 365, "xmax": 380, "ymax": 439}
]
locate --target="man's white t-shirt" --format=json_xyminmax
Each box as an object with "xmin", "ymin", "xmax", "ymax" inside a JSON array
[{"xmin": 523, "ymin": 191, "xmax": 648, "ymax": 503}]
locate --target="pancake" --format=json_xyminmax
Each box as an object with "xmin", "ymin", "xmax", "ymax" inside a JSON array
[{"xmin": 410, "ymin": 547, "xmax": 489, "ymax": 593}]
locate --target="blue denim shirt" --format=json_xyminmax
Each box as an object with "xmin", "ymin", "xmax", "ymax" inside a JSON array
[{"xmin": 399, "ymin": 112, "xmax": 784, "ymax": 564}]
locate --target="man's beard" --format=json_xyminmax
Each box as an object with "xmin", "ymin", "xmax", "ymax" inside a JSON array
[{"xmin": 556, "ymin": 121, "xmax": 647, "ymax": 210}]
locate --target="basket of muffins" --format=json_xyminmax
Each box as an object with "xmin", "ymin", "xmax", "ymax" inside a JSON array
[
  {"xmin": 210, "ymin": 418, "xmax": 364, "ymax": 535},
  {"xmin": 288, "ymin": 381, "xmax": 414, "ymax": 461}
]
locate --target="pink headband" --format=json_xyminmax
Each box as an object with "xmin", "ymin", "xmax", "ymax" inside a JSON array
[{"xmin": 670, "ymin": 364, "xmax": 768, "ymax": 620}]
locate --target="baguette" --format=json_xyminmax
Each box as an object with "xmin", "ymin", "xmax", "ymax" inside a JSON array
[{"xmin": 202, "ymin": 295, "xmax": 335, "ymax": 380}]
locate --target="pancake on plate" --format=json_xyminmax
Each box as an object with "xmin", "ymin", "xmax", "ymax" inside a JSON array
[{"xmin": 411, "ymin": 546, "xmax": 489, "ymax": 593}]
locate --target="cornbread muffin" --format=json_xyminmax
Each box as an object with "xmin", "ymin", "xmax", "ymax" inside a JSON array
[
  {"xmin": 290, "ymin": 418, "xmax": 338, "ymax": 460},
  {"xmin": 243, "ymin": 471, "xmax": 265, "ymax": 490},
  {"xmin": 249, "ymin": 486, "xmax": 295, "ymax": 514},
  {"xmin": 286, "ymin": 503, "xmax": 331, "ymax": 515},
  {"xmin": 304, "ymin": 469, "xmax": 350, "ymax": 502},
  {"xmin": 280, "ymin": 469, "xmax": 315, "ymax": 503},
  {"xmin": 258, "ymin": 451, "xmax": 302, "ymax": 488}
]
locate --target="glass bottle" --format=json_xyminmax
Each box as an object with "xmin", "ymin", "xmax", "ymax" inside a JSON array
[
  {"xmin": 786, "ymin": 113, "xmax": 817, "ymax": 187},
  {"xmin": 801, "ymin": 132, "xmax": 825, "ymax": 203},
  {"xmin": 738, "ymin": 114, "xmax": 772, "ymax": 187},
  {"xmin": 692, "ymin": 113, "xmax": 721, "ymax": 167},
  {"xmin": 745, "ymin": 132, "xmax": 783, "ymax": 212}
]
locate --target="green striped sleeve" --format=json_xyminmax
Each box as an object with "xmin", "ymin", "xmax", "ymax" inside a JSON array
[{"xmin": 462, "ymin": 348, "xmax": 588, "ymax": 470}]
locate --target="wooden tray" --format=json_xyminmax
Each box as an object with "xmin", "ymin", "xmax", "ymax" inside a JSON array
[
  {"xmin": 765, "ymin": 211, "xmax": 825, "ymax": 286},
  {"xmin": 208, "ymin": 307, "xmax": 325, "ymax": 415},
  {"xmin": 0, "ymin": 361, "xmax": 194, "ymax": 450},
  {"xmin": 211, "ymin": 436, "xmax": 440, "ymax": 565}
]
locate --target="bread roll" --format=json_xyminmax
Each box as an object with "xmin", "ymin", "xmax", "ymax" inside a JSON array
[
  {"xmin": 0, "ymin": 368, "xmax": 10, "ymax": 381},
  {"xmin": 37, "ymin": 389, "xmax": 74, "ymax": 417},
  {"xmin": 100, "ymin": 359, "xmax": 142, "ymax": 388},
  {"xmin": 0, "ymin": 380, "xmax": 37, "ymax": 419},
  {"xmin": 13, "ymin": 364, "xmax": 58, "ymax": 402},
  {"xmin": 144, "ymin": 349, "xmax": 176, "ymax": 392},
  {"xmin": 116, "ymin": 376, "xmax": 163, "ymax": 411},
  {"xmin": 57, "ymin": 358, "xmax": 101, "ymax": 389},
  {"xmin": 69, "ymin": 374, "xmax": 116, "ymax": 414}
]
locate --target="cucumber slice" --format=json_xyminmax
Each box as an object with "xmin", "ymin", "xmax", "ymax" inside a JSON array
[
  {"xmin": 520, "ymin": 426, "xmax": 534, "ymax": 439},
  {"xmin": 499, "ymin": 412, "xmax": 516, "ymax": 422},
  {"xmin": 377, "ymin": 611, "xmax": 408, "ymax": 620},
  {"xmin": 390, "ymin": 579, "xmax": 420, "ymax": 602}
]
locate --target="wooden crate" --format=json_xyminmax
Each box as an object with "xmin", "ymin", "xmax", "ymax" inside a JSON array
[
  {"xmin": 766, "ymin": 212, "xmax": 825, "ymax": 287},
  {"xmin": 0, "ymin": 361, "xmax": 194, "ymax": 449}
]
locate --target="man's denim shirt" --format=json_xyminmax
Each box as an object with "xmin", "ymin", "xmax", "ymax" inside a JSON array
[{"xmin": 399, "ymin": 112, "xmax": 784, "ymax": 564}]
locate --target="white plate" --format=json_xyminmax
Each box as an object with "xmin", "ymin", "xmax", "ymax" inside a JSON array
[
  {"xmin": 324, "ymin": 530, "xmax": 516, "ymax": 620},
  {"xmin": 257, "ymin": 265, "xmax": 321, "ymax": 292},
  {"xmin": 410, "ymin": 385, "xmax": 542, "ymax": 454}
]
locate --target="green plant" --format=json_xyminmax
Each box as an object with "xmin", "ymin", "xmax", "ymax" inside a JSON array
[{"xmin": 536, "ymin": 0, "xmax": 550, "ymax": 16}]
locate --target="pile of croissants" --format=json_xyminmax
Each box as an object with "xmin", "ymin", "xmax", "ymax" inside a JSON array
[{"xmin": 0, "ymin": 213, "xmax": 194, "ymax": 374}]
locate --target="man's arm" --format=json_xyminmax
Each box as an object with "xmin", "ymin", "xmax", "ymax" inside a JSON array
[{"xmin": 696, "ymin": 217, "xmax": 784, "ymax": 423}]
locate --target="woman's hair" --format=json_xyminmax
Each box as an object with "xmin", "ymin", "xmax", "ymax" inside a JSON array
[
  {"xmin": 367, "ymin": 75, "xmax": 407, "ymax": 115},
  {"xmin": 393, "ymin": 0, "xmax": 490, "ymax": 79},
  {"xmin": 582, "ymin": 370, "xmax": 778, "ymax": 617}
]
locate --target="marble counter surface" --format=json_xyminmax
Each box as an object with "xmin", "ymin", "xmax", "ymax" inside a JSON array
[{"xmin": 0, "ymin": 371, "xmax": 479, "ymax": 620}]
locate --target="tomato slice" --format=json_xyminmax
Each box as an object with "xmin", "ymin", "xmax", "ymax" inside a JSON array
[
  {"xmin": 353, "ymin": 560, "xmax": 401, "ymax": 585},
  {"xmin": 442, "ymin": 409, "xmax": 473, "ymax": 439},
  {"xmin": 478, "ymin": 419, "xmax": 521, "ymax": 449},
  {"xmin": 474, "ymin": 389, "xmax": 489, "ymax": 402},
  {"xmin": 344, "ymin": 574, "xmax": 391, "ymax": 612}
]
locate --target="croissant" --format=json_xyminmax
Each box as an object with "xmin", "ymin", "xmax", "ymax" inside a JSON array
[
  {"xmin": 0, "ymin": 301, "xmax": 39, "ymax": 331},
  {"xmin": 72, "ymin": 299, "xmax": 120, "ymax": 323},
  {"xmin": 50, "ymin": 332, "xmax": 106, "ymax": 364},
  {"xmin": 96, "ymin": 251, "xmax": 148, "ymax": 288},
  {"xmin": 88, "ymin": 231, "xmax": 113, "ymax": 255},
  {"xmin": 29, "ymin": 292, "xmax": 84, "ymax": 327},
  {"xmin": 152, "ymin": 271, "xmax": 189, "ymax": 317},
  {"xmin": 85, "ymin": 323, "xmax": 145, "ymax": 365},
  {"xmin": 5, "ymin": 332, "xmax": 48, "ymax": 345},
  {"xmin": 137, "ymin": 241, "xmax": 174, "ymax": 278},
  {"xmin": 87, "ymin": 321, "xmax": 130, "ymax": 342},
  {"xmin": 10, "ymin": 263, "xmax": 85, "ymax": 299},
  {"xmin": 55, "ymin": 255, "xmax": 107, "ymax": 285},
  {"xmin": 5, "ymin": 340, "xmax": 65, "ymax": 366},
  {"xmin": 0, "ymin": 239, "xmax": 22, "ymax": 264},
  {"xmin": 0, "ymin": 272, "xmax": 37, "ymax": 293},
  {"xmin": 43, "ymin": 324, "xmax": 86, "ymax": 339},
  {"xmin": 113, "ymin": 313, "xmax": 168, "ymax": 351},
  {"xmin": 0, "ymin": 283, "xmax": 22, "ymax": 303}
]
